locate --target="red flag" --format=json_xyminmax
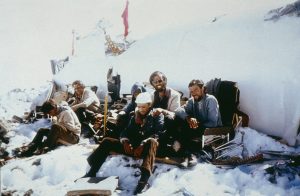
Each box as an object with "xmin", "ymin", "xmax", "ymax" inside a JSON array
[{"xmin": 121, "ymin": 0, "xmax": 129, "ymax": 37}]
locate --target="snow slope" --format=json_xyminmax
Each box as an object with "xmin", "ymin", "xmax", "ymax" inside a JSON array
[{"xmin": 52, "ymin": 0, "xmax": 300, "ymax": 144}]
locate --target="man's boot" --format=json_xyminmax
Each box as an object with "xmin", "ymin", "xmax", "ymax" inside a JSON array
[
  {"xmin": 19, "ymin": 143, "xmax": 37, "ymax": 157},
  {"xmin": 82, "ymin": 163, "xmax": 101, "ymax": 178},
  {"xmin": 188, "ymin": 154, "xmax": 198, "ymax": 167},
  {"xmin": 133, "ymin": 168, "xmax": 150, "ymax": 195}
]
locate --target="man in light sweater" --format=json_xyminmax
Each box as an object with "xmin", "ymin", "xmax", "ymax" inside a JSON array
[
  {"xmin": 20, "ymin": 99, "xmax": 81, "ymax": 157},
  {"xmin": 69, "ymin": 80, "xmax": 100, "ymax": 124},
  {"xmin": 176, "ymin": 79, "xmax": 222, "ymax": 167}
]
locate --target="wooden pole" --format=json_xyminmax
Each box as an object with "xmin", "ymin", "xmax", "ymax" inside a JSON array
[{"xmin": 103, "ymin": 95, "xmax": 108, "ymax": 135}]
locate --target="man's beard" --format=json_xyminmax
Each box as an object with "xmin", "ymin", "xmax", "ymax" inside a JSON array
[
  {"xmin": 156, "ymin": 86, "xmax": 166, "ymax": 92},
  {"xmin": 193, "ymin": 96, "xmax": 201, "ymax": 102}
]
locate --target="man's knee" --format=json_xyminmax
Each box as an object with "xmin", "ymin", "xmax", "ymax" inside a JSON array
[
  {"xmin": 51, "ymin": 124, "xmax": 64, "ymax": 135},
  {"xmin": 51, "ymin": 124, "xmax": 60, "ymax": 130},
  {"xmin": 100, "ymin": 137, "xmax": 119, "ymax": 147},
  {"xmin": 37, "ymin": 128, "xmax": 49, "ymax": 133},
  {"xmin": 76, "ymin": 107, "xmax": 85, "ymax": 113},
  {"xmin": 144, "ymin": 138, "xmax": 158, "ymax": 148}
]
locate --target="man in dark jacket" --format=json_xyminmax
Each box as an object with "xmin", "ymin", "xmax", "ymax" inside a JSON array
[
  {"xmin": 83, "ymin": 92, "xmax": 164, "ymax": 194},
  {"xmin": 116, "ymin": 82, "xmax": 146, "ymax": 131}
]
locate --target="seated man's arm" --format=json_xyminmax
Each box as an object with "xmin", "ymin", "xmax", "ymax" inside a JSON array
[
  {"xmin": 175, "ymin": 99, "xmax": 193, "ymax": 120},
  {"xmin": 152, "ymin": 113, "xmax": 165, "ymax": 139},
  {"xmin": 169, "ymin": 91, "xmax": 181, "ymax": 112},
  {"xmin": 202, "ymin": 97, "xmax": 222, "ymax": 127},
  {"xmin": 58, "ymin": 111, "xmax": 81, "ymax": 135},
  {"xmin": 71, "ymin": 90, "xmax": 98, "ymax": 111},
  {"xmin": 163, "ymin": 91, "xmax": 181, "ymax": 119}
]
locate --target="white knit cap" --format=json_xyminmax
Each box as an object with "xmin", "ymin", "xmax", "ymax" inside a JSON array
[{"xmin": 135, "ymin": 92, "xmax": 152, "ymax": 104}]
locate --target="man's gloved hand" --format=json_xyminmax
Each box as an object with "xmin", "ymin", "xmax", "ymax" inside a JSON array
[
  {"xmin": 133, "ymin": 144, "xmax": 144, "ymax": 158},
  {"xmin": 123, "ymin": 140, "xmax": 133, "ymax": 155}
]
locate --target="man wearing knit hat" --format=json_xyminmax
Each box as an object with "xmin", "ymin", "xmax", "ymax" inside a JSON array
[{"xmin": 82, "ymin": 92, "xmax": 164, "ymax": 194}]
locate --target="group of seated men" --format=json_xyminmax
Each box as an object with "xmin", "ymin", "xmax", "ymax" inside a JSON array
[{"xmin": 19, "ymin": 71, "xmax": 223, "ymax": 194}]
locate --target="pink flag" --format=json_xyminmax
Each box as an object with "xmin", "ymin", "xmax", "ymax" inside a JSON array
[{"xmin": 121, "ymin": 0, "xmax": 129, "ymax": 37}]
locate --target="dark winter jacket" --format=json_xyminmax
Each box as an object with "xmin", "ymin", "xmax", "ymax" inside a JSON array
[
  {"xmin": 123, "ymin": 83, "xmax": 146, "ymax": 114},
  {"xmin": 120, "ymin": 110, "xmax": 164, "ymax": 147}
]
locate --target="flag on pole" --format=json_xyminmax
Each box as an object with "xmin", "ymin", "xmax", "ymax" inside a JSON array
[{"xmin": 121, "ymin": 0, "xmax": 129, "ymax": 37}]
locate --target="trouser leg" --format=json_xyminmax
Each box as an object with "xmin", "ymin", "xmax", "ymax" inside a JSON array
[
  {"xmin": 87, "ymin": 137, "xmax": 123, "ymax": 176},
  {"xmin": 84, "ymin": 109, "xmax": 96, "ymax": 123},
  {"xmin": 157, "ymin": 117, "xmax": 183, "ymax": 157},
  {"xmin": 140, "ymin": 138, "xmax": 158, "ymax": 174},
  {"xmin": 31, "ymin": 128, "xmax": 50, "ymax": 146},
  {"xmin": 75, "ymin": 108, "xmax": 86, "ymax": 123},
  {"xmin": 25, "ymin": 128, "xmax": 50, "ymax": 154},
  {"xmin": 179, "ymin": 124, "xmax": 205, "ymax": 156},
  {"xmin": 46, "ymin": 124, "xmax": 78, "ymax": 149}
]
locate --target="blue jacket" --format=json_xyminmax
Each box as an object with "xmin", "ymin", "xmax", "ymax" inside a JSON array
[
  {"xmin": 176, "ymin": 94, "xmax": 222, "ymax": 128},
  {"xmin": 123, "ymin": 82, "xmax": 146, "ymax": 114}
]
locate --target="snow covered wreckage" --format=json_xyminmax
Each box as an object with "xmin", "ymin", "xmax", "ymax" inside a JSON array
[
  {"xmin": 1, "ymin": 67, "xmax": 300, "ymax": 195},
  {"xmin": 2, "ymin": 67, "xmax": 296, "ymax": 163}
]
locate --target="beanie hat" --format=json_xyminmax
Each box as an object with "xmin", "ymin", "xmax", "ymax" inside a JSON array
[
  {"xmin": 131, "ymin": 82, "xmax": 146, "ymax": 95},
  {"xmin": 135, "ymin": 92, "xmax": 152, "ymax": 104}
]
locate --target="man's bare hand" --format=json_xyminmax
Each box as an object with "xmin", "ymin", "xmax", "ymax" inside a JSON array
[
  {"xmin": 187, "ymin": 117, "xmax": 199, "ymax": 129},
  {"xmin": 133, "ymin": 145, "xmax": 144, "ymax": 158},
  {"xmin": 123, "ymin": 141, "xmax": 133, "ymax": 155},
  {"xmin": 152, "ymin": 108, "xmax": 164, "ymax": 116}
]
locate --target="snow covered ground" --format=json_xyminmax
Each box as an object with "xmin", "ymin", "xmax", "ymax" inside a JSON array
[
  {"xmin": 1, "ymin": 97, "xmax": 300, "ymax": 195},
  {"xmin": 1, "ymin": 0, "xmax": 300, "ymax": 195}
]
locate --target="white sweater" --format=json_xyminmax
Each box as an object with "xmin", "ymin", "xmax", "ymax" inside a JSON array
[
  {"xmin": 71, "ymin": 88, "xmax": 100, "ymax": 113},
  {"xmin": 57, "ymin": 106, "xmax": 81, "ymax": 136}
]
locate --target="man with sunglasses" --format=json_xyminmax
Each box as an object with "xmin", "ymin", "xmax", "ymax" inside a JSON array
[{"xmin": 149, "ymin": 71, "xmax": 181, "ymax": 156}]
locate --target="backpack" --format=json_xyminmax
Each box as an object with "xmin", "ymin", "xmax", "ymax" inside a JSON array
[{"xmin": 206, "ymin": 79, "xmax": 247, "ymax": 128}]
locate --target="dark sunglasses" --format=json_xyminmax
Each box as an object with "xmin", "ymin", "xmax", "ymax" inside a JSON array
[{"xmin": 152, "ymin": 79, "xmax": 163, "ymax": 85}]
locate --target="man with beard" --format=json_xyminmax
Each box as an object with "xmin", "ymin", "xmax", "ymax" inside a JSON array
[
  {"xmin": 82, "ymin": 92, "xmax": 164, "ymax": 194},
  {"xmin": 149, "ymin": 71, "xmax": 180, "ymax": 119},
  {"xmin": 148, "ymin": 71, "xmax": 181, "ymax": 156},
  {"xmin": 176, "ymin": 79, "xmax": 222, "ymax": 167}
]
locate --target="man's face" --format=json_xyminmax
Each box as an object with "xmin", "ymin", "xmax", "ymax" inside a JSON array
[
  {"xmin": 152, "ymin": 75, "xmax": 166, "ymax": 92},
  {"xmin": 189, "ymin": 85, "xmax": 203, "ymax": 101},
  {"xmin": 137, "ymin": 103, "xmax": 151, "ymax": 116},
  {"xmin": 133, "ymin": 89, "xmax": 142, "ymax": 99},
  {"xmin": 73, "ymin": 84, "xmax": 84, "ymax": 97}
]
